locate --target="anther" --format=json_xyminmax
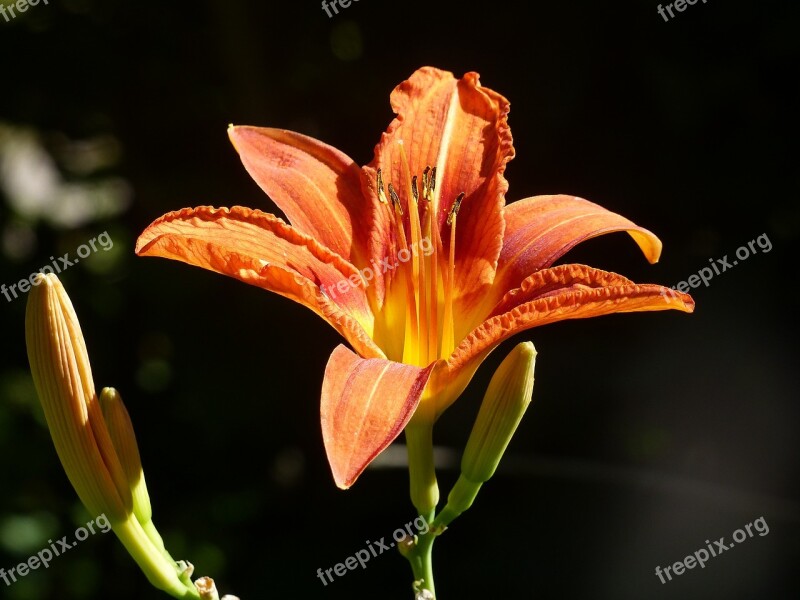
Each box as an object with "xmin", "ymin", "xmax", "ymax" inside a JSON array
[
  {"xmin": 377, "ymin": 168, "xmax": 388, "ymax": 204},
  {"xmin": 388, "ymin": 183, "xmax": 404, "ymax": 215},
  {"xmin": 411, "ymin": 176, "xmax": 419, "ymax": 203},
  {"xmin": 447, "ymin": 192, "xmax": 465, "ymax": 226},
  {"xmin": 422, "ymin": 166, "xmax": 431, "ymax": 200}
]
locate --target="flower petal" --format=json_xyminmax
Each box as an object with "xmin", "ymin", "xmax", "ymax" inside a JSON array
[
  {"xmin": 494, "ymin": 194, "xmax": 662, "ymax": 294},
  {"xmin": 321, "ymin": 345, "xmax": 437, "ymax": 489},
  {"xmin": 136, "ymin": 206, "xmax": 384, "ymax": 359},
  {"xmin": 438, "ymin": 264, "xmax": 694, "ymax": 415},
  {"xmin": 365, "ymin": 66, "xmax": 513, "ymax": 308},
  {"xmin": 228, "ymin": 126, "xmax": 375, "ymax": 269}
]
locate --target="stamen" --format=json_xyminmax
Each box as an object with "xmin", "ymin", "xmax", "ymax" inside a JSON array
[
  {"xmin": 385, "ymin": 155, "xmax": 419, "ymax": 364},
  {"xmin": 377, "ymin": 157, "xmax": 462, "ymax": 364},
  {"xmin": 441, "ymin": 231, "xmax": 456, "ymax": 355},
  {"xmin": 447, "ymin": 192, "xmax": 465, "ymax": 226},
  {"xmin": 428, "ymin": 166, "xmax": 439, "ymax": 213},
  {"xmin": 393, "ymin": 210, "xmax": 418, "ymax": 364},
  {"xmin": 426, "ymin": 193, "xmax": 448, "ymax": 359},
  {"xmin": 422, "ymin": 166, "xmax": 431, "ymax": 201},
  {"xmin": 422, "ymin": 203, "xmax": 438, "ymax": 362},
  {"xmin": 441, "ymin": 191, "xmax": 464, "ymax": 357},
  {"xmin": 388, "ymin": 183, "xmax": 403, "ymax": 216},
  {"xmin": 397, "ymin": 142, "xmax": 424, "ymax": 364},
  {"xmin": 376, "ymin": 168, "xmax": 388, "ymax": 204}
]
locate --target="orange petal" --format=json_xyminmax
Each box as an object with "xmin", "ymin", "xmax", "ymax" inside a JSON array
[
  {"xmin": 366, "ymin": 66, "xmax": 514, "ymax": 305},
  {"xmin": 136, "ymin": 206, "xmax": 383, "ymax": 360},
  {"xmin": 438, "ymin": 264, "xmax": 694, "ymax": 415},
  {"xmin": 321, "ymin": 345, "xmax": 437, "ymax": 489},
  {"xmin": 489, "ymin": 263, "xmax": 636, "ymax": 316},
  {"xmin": 228, "ymin": 126, "xmax": 375, "ymax": 269},
  {"xmin": 490, "ymin": 195, "xmax": 663, "ymax": 307}
]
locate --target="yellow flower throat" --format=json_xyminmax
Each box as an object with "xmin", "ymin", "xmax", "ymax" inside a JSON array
[{"xmin": 374, "ymin": 142, "xmax": 465, "ymax": 368}]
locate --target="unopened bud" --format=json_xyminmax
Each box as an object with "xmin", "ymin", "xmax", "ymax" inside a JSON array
[
  {"xmin": 26, "ymin": 274, "xmax": 199, "ymax": 600},
  {"xmin": 100, "ymin": 387, "xmax": 153, "ymax": 524},
  {"xmin": 461, "ymin": 341, "xmax": 536, "ymax": 483},
  {"xmin": 25, "ymin": 274, "xmax": 131, "ymax": 522},
  {"xmin": 435, "ymin": 342, "xmax": 536, "ymax": 528}
]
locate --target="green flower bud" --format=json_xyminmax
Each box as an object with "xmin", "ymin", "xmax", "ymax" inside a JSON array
[
  {"xmin": 100, "ymin": 387, "xmax": 153, "ymax": 524},
  {"xmin": 461, "ymin": 341, "xmax": 536, "ymax": 483},
  {"xmin": 434, "ymin": 342, "xmax": 536, "ymax": 529},
  {"xmin": 99, "ymin": 387, "xmax": 172, "ymax": 564}
]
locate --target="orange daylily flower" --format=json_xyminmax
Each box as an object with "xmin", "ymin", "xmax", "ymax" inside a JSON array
[{"xmin": 136, "ymin": 66, "xmax": 694, "ymax": 489}]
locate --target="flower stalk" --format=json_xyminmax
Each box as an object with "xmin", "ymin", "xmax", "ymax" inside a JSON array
[{"xmin": 401, "ymin": 342, "xmax": 537, "ymax": 598}]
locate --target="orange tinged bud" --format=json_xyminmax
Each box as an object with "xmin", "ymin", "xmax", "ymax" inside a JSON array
[
  {"xmin": 25, "ymin": 273, "xmax": 131, "ymax": 522},
  {"xmin": 25, "ymin": 274, "xmax": 201, "ymax": 599}
]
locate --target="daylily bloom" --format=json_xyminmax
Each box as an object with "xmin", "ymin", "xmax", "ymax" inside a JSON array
[{"xmin": 135, "ymin": 66, "xmax": 694, "ymax": 490}]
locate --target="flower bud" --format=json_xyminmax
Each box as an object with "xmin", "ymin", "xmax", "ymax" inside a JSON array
[
  {"xmin": 99, "ymin": 387, "xmax": 171, "ymax": 562},
  {"xmin": 25, "ymin": 273, "xmax": 200, "ymax": 599},
  {"xmin": 434, "ymin": 342, "xmax": 536, "ymax": 528},
  {"xmin": 461, "ymin": 341, "xmax": 536, "ymax": 483},
  {"xmin": 99, "ymin": 387, "xmax": 153, "ymax": 524},
  {"xmin": 25, "ymin": 273, "xmax": 131, "ymax": 522}
]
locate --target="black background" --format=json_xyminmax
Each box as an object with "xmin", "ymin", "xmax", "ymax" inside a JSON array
[{"xmin": 0, "ymin": 0, "xmax": 798, "ymax": 598}]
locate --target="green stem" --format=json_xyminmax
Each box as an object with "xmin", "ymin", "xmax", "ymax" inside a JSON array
[
  {"xmin": 431, "ymin": 474, "xmax": 482, "ymax": 531},
  {"xmin": 405, "ymin": 420, "xmax": 439, "ymax": 516},
  {"xmin": 404, "ymin": 415, "xmax": 439, "ymax": 597},
  {"xmin": 404, "ymin": 474, "xmax": 485, "ymax": 598},
  {"xmin": 113, "ymin": 516, "xmax": 200, "ymax": 599},
  {"xmin": 408, "ymin": 527, "xmax": 436, "ymax": 598}
]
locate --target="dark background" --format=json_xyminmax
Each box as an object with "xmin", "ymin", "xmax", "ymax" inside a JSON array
[{"xmin": 1, "ymin": 0, "xmax": 798, "ymax": 598}]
